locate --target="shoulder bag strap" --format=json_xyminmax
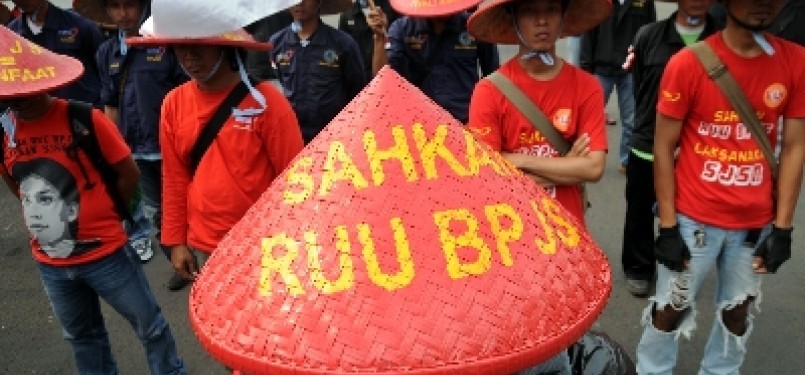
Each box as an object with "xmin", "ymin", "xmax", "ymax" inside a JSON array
[
  {"xmin": 189, "ymin": 80, "xmax": 251, "ymax": 177},
  {"xmin": 486, "ymin": 71, "xmax": 571, "ymax": 155},
  {"xmin": 689, "ymin": 41, "xmax": 779, "ymax": 179}
]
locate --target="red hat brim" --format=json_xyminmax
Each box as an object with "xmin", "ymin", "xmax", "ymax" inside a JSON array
[
  {"xmin": 126, "ymin": 32, "xmax": 271, "ymax": 51},
  {"xmin": 0, "ymin": 26, "xmax": 84, "ymax": 99},
  {"xmin": 390, "ymin": 0, "xmax": 481, "ymax": 17},
  {"xmin": 469, "ymin": 0, "xmax": 612, "ymax": 44}
]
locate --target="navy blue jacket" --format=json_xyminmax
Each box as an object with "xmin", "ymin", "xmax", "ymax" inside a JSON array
[
  {"xmin": 387, "ymin": 13, "xmax": 499, "ymax": 123},
  {"xmin": 8, "ymin": 3, "xmax": 104, "ymax": 106},
  {"xmin": 96, "ymin": 38, "xmax": 188, "ymax": 155},
  {"xmin": 270, "ymin": 21, "xmax": 368, "ymax": 143}
]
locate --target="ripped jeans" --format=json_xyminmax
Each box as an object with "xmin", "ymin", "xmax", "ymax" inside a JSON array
[{"xmin": 636, "ymin": 213, "xmax": 768, "ymax": 375}]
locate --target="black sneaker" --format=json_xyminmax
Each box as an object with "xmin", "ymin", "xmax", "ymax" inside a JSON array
[{"xmin": 167, "ymin": 273, "xmax": 191, "ymax": 291}]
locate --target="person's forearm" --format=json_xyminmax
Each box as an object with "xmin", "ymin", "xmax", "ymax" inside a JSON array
[
  {"xmin": 774, "ymin": 119, "xmax": 805, "ymax": 228},
  {"xmin": 505, "ymin": 152, "xmax": 605, "ymax": 186},
  {"xmin": 654, "ymin": 144, "xmax": 677, "ymax": 227},
  {"xmin": 371, "ymin": 36, "xmax": 388, "ymax": 77}
]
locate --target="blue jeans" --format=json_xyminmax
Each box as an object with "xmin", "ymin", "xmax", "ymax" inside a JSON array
[
  {"xmin": 136, "ymin": 159, "xmax": 172, "ymax": 259},
  {"xmin": 37, "ymin": 245, "xmax": 186, "ymax": 375},
  {"xmin": 636, "ymin": 214, "xmax": 768, "ymax": 375},
  {"xmin": 596, "ymin": 73, "xmax": 635, "ymax": 167}
]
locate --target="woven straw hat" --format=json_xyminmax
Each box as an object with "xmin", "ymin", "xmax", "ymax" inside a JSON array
[
  {"xmin": 188, "ymin": 66, "xmax": 612, "ymax": 375},
  {"xmin": 469, "ymin": 0, "xmax": 612, "ymax": 44},
  {"xmin": 389, "ymin": 0, "xmax": 481, "ymax": 17},
  {"xmin": 0, "ymin": 25, "xmax": 84, "ymax": 99},
  {"xmin": 71, "ymin": 0, "xmax": 117, "ymax": 30},
  {"xmin": 0, "ymin": 2, "xmax": 12, "ymax": 26}
]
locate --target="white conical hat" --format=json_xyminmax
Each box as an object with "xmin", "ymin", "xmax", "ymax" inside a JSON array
[{"xmin": 143, "ymin": 0, "xmax": 302, "ymax": 38}]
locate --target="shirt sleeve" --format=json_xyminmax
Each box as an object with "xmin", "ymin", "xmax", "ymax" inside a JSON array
[
  {"xmin": 261, "ymin": 86, "xmax": 304, "ymax": 176},
  {"xmin": 341, "ymin": 36, "xmax": 368, "ymax": 99},
  {"xmin": 386, "ymin": 19, "xmax": 412, "ymax": 80},
  {"xmin": 95, "ymin": 45, "xmax": 118, "ymax": 108},
  {"xmin": 467, "ymin": 78, "xmax": 504, "ymax": 151},
  {"xmin": 783, "ymin": 44, "xmax": 805, "ymax": 119},
  {"xmin": 576, "ymin": 75, "xmax": 608, "ymax": 152},
  {"xmin": 159, "ymin": 93, "xmax": 190, "ymax": 246},
  {"xmin": 656, "ymin": 49, "xmax": 698, "ymax": 121}
]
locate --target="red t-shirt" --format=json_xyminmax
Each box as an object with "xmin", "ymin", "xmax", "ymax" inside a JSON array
[
  {"xmin": 658, "ymin": 33, "xmax": 805, "ymax": 229},
  {"xmin": 2, "ymin": 99, "xmax": 131, "ymax": 266},
  {"xmin": 468, "ymin": 59, "xmax": 607, "ymax": 223},
  {"xmin": 160, "ymin": 81, "xmax": 304, "ymax": 252}
]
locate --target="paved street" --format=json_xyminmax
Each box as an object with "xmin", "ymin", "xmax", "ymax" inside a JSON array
[{"xmin": 1, "ymin": 3, "xmax": 804, "ymax": 374}]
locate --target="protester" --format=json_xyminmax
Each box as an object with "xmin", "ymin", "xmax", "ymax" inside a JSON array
[
  {"xmin": 620, "ymin": 0, "xmax": 720, "ymax": 297},
  {"xmin": 367, "ymin": 0, "xmax": 499, "ymax": 124},
  {"xmin": 126, "ymin": 5, "xmax": 305, "ymax": 285},
  {"xmin": 270, "ymin": 0, "xmax": 367, "ymax": 144},
  {"xmin": 466, "ymin": 0, "xmax": 610, "ymax": 227},
  {"xmin": 0, "ymin": 25, "xmax": 186, "ymax": 375},
  {"xmin": 7, "ymin": 0, "xmax": 105, "ymax": 107},
  {"xmin": 636, "ymin": 0, "xmax": 805, "ymax": 372},
  {"xmin": 75, "ymin": 0, "xmax": 191, "ymax": 288},
  {"xmin": 339, "ymin": 0, "xmax": 401, "ymax": 80},
  {"xmin": 580, "ymin": 0, "xmax": 656, "ymax": 173}
]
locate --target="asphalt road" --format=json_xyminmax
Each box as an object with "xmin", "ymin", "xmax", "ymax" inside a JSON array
[{"xmin": 2, "ymin": 3, "xmax": 804, "ymax": 375}]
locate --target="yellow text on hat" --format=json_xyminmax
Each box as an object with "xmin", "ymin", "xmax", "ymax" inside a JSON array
[
  {"xmin": 282, "ymin": 123, "xmax": 519, "ymax": 205},
  {"xmin": 258, "ymin": 195, "xmax": 581, "ymax": 297}
]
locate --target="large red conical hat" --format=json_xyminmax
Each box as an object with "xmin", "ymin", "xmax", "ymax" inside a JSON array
[
  {"xmin": 189, "ymin": 66, "xmax": 612, "ymax": 375},
  {"xmin": 0, "ymin": 25, "xmax": 84, "ymax": 99}
]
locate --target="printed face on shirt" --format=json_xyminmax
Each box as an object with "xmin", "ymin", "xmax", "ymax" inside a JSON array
[
  {"xmin": 105, "ymin": 0, "xmax": 146, "ymax": 34},
  {"xmin": 724, "ymin": 0, "xmax": 783, "ymax": 30},
  {"xmin": 173, "ymin": 45, "xmax": 225, "ymax": 82},
  {"xmin": 20, "ymin": 174, "xmax": 78, "ymax": 257},
  {"xmin": 513, "ymin": 0, "xmax": 564, "ymax": 51},
  {"xmin": 289, "ymin": 0, "xmax": 320, "ymax": 22}
]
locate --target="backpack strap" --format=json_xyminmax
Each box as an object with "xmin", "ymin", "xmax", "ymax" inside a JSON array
[
  {"xmin": 689, "ymin": 41, "xmax": 779, "ymax": 179},
  {"xmin": 67, "ymin": 100, "xmax": 134, "ymax": 224},
  {"xmin": 486, "ymin": 71, "xmax": 572, "ymax": 155},
  {"xmin": 189, "ymin": 79, "xmax": 253, "ymax": 177}
]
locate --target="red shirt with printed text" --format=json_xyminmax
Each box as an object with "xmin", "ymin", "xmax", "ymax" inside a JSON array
[
  {"xmin": 657, "ymin": 32, "xmax": 805, "ymax": 229},
  {"xmin": 2, "ymin": 99, "xmax": 131, "ymax": 266},
  {"xmin": 468, "ymin": 59, "xmax": 607, "ymax": 224}
]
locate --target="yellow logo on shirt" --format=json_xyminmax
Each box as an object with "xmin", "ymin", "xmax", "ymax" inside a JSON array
[{"xmin": 661, "ymin": 90, "xmax": 681, "ymax": 102}]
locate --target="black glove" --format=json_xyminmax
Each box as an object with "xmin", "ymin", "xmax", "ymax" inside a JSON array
[
  {"xmin": 753, "ymin": 225, "xmax": 793, "ymax": 273},
  {"xmin": 655, "ymin": 225, "xmax": 690, "ymax": 272}
]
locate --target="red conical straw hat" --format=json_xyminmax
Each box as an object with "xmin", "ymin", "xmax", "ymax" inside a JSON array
[
  {"xmin": 390, "ymin": 0, "xmax": 481, "ymax": 17},
  {"xmin": 469, "ymin": 0, "xmax": 612, "ymax": 44},
  {"xmin": 0, "ymin": 25, "xmax": 84, "ymax": 99},
  {"xmin": 189, "ymin": 66, "xmax": 612, "ymax": 375}
]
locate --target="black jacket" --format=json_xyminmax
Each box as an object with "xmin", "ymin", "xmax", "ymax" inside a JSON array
[
  {"xmin": 769, "ymin": 0, "xmax": 805, "ymax": 46},
  {"xmin": 629, "ymin": 13, "xmax": 721, "ymax": 154},
  {"xmin": 580, "ymin": 0, "xmax": 656, "ymax": 76}
]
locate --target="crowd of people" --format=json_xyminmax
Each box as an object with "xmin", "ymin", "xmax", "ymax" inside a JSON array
[{"xmin": 1, "ymin": 0, "xmax": 804, "ymax": 374}]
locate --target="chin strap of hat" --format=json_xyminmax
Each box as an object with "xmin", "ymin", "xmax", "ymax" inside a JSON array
[
  {"xmin": 234, "ymin": 51, "xmax": 266, "ymax": 109},
  {"xmin": 118, "ymin": 30, "xmax": 129, "ymax": 55}
]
